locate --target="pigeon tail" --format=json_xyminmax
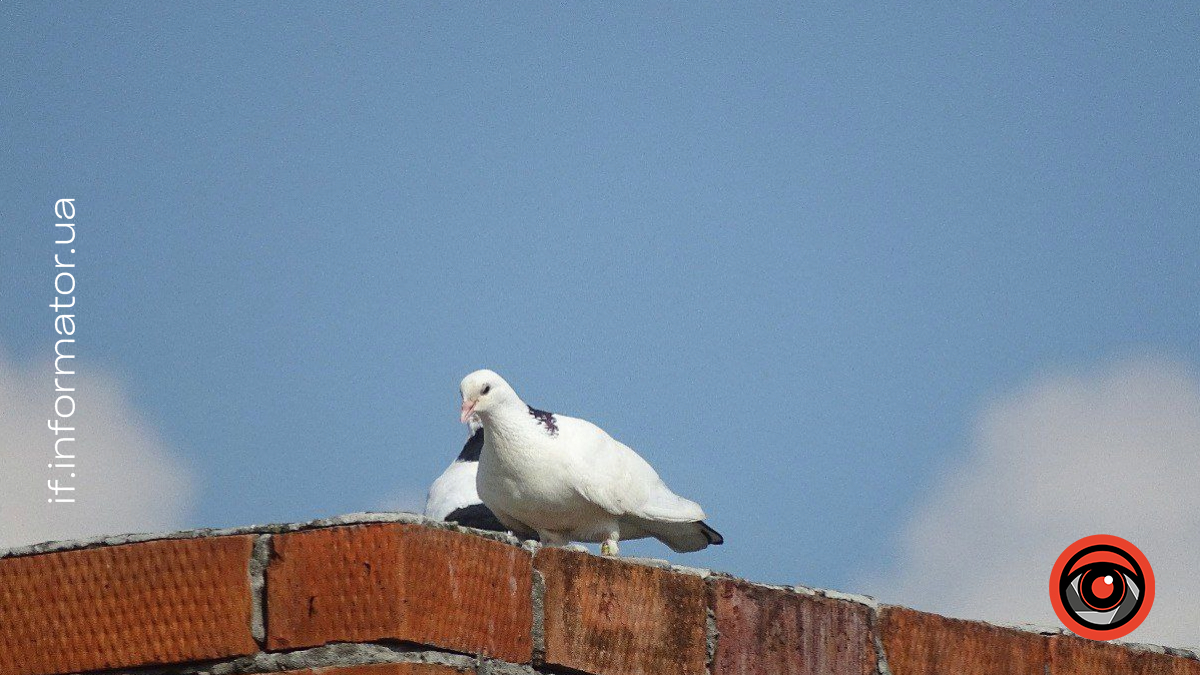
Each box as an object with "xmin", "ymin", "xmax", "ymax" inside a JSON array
[
  {"xmin": 444, "ymin": 503, "xmax": 508, "ymax": 532},
  {"xmin": 629, "ymin": 517, "xmax": 724, "ymax": 553},
  {"xmin": 697, "ymin": 520, "xmax": 724, "ymax": 545}
]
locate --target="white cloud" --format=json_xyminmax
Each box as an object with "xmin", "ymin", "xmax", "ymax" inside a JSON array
[
  {"xmin": 0, "ymin": 352, "xmax": 194, "ymax": 549},
  {"xmin": 858, "ymin": 357, "xmax": 1200, "ymax": 648}
]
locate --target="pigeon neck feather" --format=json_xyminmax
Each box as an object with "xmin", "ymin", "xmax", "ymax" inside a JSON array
[{"xmin": 479, "ymin": 398, "xmax": 542, "ymax": 447}]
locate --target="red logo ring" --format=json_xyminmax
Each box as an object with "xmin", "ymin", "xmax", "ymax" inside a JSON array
[{"xmin": 1049, "ymin": 534, "xmax": 1154, "ymax": 641}]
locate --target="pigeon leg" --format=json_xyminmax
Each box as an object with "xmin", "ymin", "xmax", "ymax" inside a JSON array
[{"xmin": 600, "ymin": 532, "xmax": 620, "ymax": 557}]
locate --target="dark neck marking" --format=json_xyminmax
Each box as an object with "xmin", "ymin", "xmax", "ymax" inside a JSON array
[
  {"xmin": 456, "ymin": 428, "xmax": 484, "ymax": 461},
  {"xmin": 527, "ymin": 405, "xmax": 559, "ymax": 436}
]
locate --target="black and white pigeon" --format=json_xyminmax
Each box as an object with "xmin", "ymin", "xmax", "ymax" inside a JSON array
[
  {"xmin": 458, "ymin": 369, "xmax": 723, "ymax": 556},
  {"xmin": 423, "ymin": 417, "xmax": 509, "ymax": 532}
]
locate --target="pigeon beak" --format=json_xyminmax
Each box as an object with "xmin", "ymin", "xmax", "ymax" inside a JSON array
[{"xmin": 460, "ymin": 399, "xmax": 477, "ymax": 424}]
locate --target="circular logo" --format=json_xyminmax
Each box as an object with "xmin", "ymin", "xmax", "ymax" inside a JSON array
[{"xmin": 1049, "ymin": 534, "xmax": 1154, "ymax": 640}]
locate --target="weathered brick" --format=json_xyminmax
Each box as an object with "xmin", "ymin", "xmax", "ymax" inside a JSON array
[
  {"xmin": 536, "ymin": 547, "xmax": 707, "ymax": 675},
  {"xmin": 0, "ymin": 535, "xmax": 258, "ymax": 675},
  {"xmin": 880, "ymin": 607, "xmax": 1047, "ymax": 675},
  {"xmin": 1049, "ymin": 636, "xmax": 1200, "ymax": 675},
  {"xmin": 286, "ymin": 664, "xmax": 470, "ymax": 675},
  {"xmin": 710, "ymin": 579, "xmax": 875, "ymax": 675},
  {"xmin": 267, "ymin": 524, "xmax": 532, "ymax": 662}
]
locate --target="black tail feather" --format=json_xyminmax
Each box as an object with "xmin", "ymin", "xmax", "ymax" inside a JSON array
[{"xmin": 699, "ymin": 520, "xmax": 724, "ymax": 546}]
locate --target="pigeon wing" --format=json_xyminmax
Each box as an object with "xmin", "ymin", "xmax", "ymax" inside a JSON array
[
  {"xmin": 557, "ymin": 415, "xmax": 704, "ymax": 522},
  {"xmin": 425, "ymin": 459, "xmax": 480, "ymax": 520}
]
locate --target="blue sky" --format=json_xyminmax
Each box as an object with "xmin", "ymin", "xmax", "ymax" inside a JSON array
[{"xmin": 3, "ymin": 3, "xmax": 1199, "ymax": 642}]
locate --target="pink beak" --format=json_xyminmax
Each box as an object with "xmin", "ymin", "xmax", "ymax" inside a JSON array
[{"xmin": 460, "ymin": 399, "xmax": 476, "ymax": 424}]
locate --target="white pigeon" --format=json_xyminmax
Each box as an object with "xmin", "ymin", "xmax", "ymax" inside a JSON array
[
  {"xmin": 459, "ymin": 369, "xmax": 723, "ymax": 556},
  {"xmin": 424, "ymin": 417, "xmax": 510, "ymax": 533}
]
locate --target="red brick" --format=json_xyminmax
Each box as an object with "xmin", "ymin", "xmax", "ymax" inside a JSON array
[
  {"xmin": 0, "ymin": 536, "xmax": 258, "ymax": 675},
  {"xmin": 710, "ymin": 579, "xmax": 875, "ymax": 675},
  {"xmin": 879, "ymin": 607, "xmax": 1047, "ymax": 675},
  {"xmin": 289, "ymin": 664, "xmax": 470, "ymax": 675},
  {"xmin": 536, "ymin": 548, "xmax": 707, "ymax": 675},
  {"xmin": 267, "ymin": 524, "xmax": 532, "ymax": 662},
  {"xmin": 1049, "ymin": 636, "xmax": 1200, "ymax": 675}
]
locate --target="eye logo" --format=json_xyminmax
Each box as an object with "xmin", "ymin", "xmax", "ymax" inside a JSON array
[{"xmin": 1049, "ymin": 534, "xmax": 1154, "ymax": 640}]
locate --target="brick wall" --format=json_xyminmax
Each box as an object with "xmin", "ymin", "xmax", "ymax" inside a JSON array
[{"xmin": 0, "ymin": 513, "xmax": 1195, "ymax": 675}]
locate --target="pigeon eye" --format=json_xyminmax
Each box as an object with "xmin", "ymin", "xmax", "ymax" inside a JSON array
[{"xmin": 482, "ymin": 385, "xmax": 491, "ymax": 395}]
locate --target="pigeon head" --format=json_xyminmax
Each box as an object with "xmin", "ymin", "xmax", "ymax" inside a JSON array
[{"xmin": 459, "ymin": 369, "xmax": 520, "ymax": 423}]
